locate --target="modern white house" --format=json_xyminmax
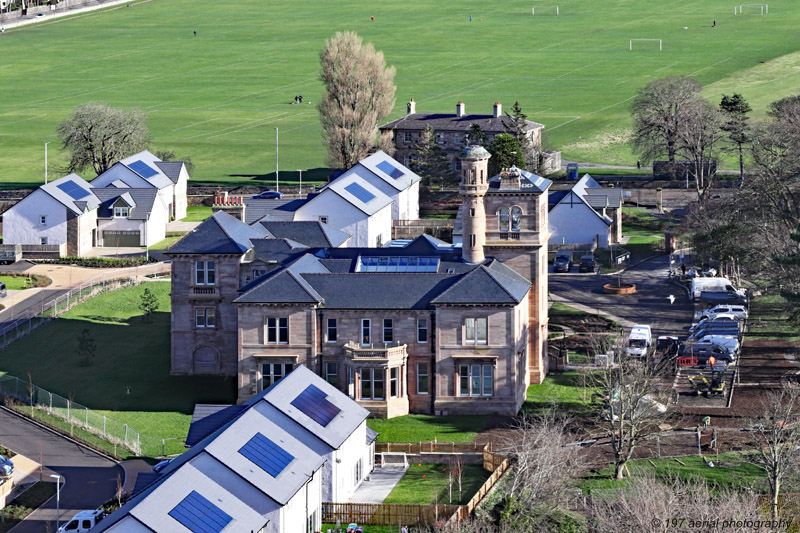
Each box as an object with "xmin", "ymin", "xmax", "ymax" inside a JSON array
[
  {"xmin": 96, "ymin": 366, "xmax": 375, "ymax": 533},
  {"xmin": 2, "ymin": 150, "xmax": 189, "ymax": 256},
  {"xmin": 548, "ymin": 174, "xmax": 623, "ymax": 248},
  {"xmin": 294, "ymin": 173, "xmax": 393, "ymax": 248},
  {"xmin": 1, "ymin": 174, "xmax": 99, "ymax": 256},
  {"xmin": 336, "ymin": 151, "xmax": 421, "ymax": 221}
]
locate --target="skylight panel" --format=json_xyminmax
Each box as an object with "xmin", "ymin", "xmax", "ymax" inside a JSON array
[
  {"xmin": 344, "ymin": 182, "xmax": 376, "ymax": 203},
  {"xmin": 238, "ymin": 433, "xmax": 294, "ymax": 478},
  {"xmin": 290, "ymin": 384, "xmax": 341, "ymax": 427},
  {"xmin": 376, "ymin": 160, "xmax": 405, "ymax": 179},
  {"xmin": 128, "ymin": 160, "xmax": 159, "ymax": 178},
  {"xmin": 168, "ymin": 491, "xmax": 232, "ymax": 533}
]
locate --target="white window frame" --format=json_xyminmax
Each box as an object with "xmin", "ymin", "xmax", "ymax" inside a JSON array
[
  {"xmin": 39, "ymin": 215, "xmax": 47, "ymax": 225},
  {"xmin": 113, "ymin": 206, "xmax": 129, "ymax": 218},
  {"xmin": 464, "ymin": 317, "xmax": 488, "ymax": 345},
  {"xmin": 361, "ymin": 319, "xmax": 371, "ymax": 346},
  {"xmin": 195, "ymin": 260, "xmax": 216, "ymax": 286},
  {"xmin": 360, "ymin": 368, "xmax": 385, "ymax": 400},
  {"xmin": 325, "ymin": 362, "xmax": 338, "ymax": 387},
  {"xmin": 416, "ymin": 363, "xmax": 429, "ymax": 395},
  {"xmin": 326, "ymin": 318, "xmax": 337, "ymax": 343},
  {"xmin": 266, "ymin": 317, "xmax": 289, "ymax": 344},
  {"xmin": 383, "ymin": 318, "xmax": 393, "ymax": 344},
  {"xmin": 389, "ymin": 366, "xmax": 399, "ymax": 398},
  {"xmin": 403, "ymin": 131, "xmax": 413, "ymax": 143},
  {"xmin": 39, "ymin": 237, "xmax": 48, "ymax": 245},
  {"xmin": 261, "ymin": 362, "xmax": 292, "ymax": 389},
  {"xmin": 417, "ymin": 318, "xmax": 428, "ymax": 344},
  {"xmin": 459, "ymin": 364, "xmax": 493, "ymax": 397},
  {"xmin": 511, "ymin": 205, "xmax": 522, "ymax": 231},
  {"xmin": 194, "ymin": 307, "xmax": 215, "ymax": 328}
]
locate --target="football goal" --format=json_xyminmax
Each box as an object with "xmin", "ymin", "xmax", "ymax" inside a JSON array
[
  {"xmin": 630, "ymin": 39, "xmax": 662, "ymax": 51},
  {"xmin": 735, "ymin": 3, "xmax": 767, "ymax": 14},
  {"xmin": 380, "ymin": 452, "xmax": 409, "ymax": 468},
  {"xmin": 532, "ymin": 5, "xmax": 559, "ymax": 15}
]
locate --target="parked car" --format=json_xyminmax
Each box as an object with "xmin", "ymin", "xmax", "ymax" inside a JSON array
[
  {"xmin": 579, "ymin": 254, "xmax": 597, "ymax": 272},
  {"xmin": 700, "ymin": 304, "xmax": 748, "ymax": 321},
  {"xmin": 0, "ymin": 282, "xmax": 6, "ymax": 298},
  {"xmin": 690, "ymin": 314, "xmax": 739, "ymax": 331},
  {"xmin": 57, "ymin": 510, "xmax": 104, "ymax": 533},
  {"xmin": 0, "ymin": 456, "xmax": 13, "ymax": 477},
  {"xmin": 700, "ymin": 289, "xmax": 748, "ymax": 306},
  {"xmin": 690, "ymin": 317, "xmax": 742, "ymax": 335},
  {"xmin": 655, "ymin": 336, "xmax": 680, "ymax": 359},
  {"xmin": 250, "ymin": 190, "xmax": 283, "ymax": 200},
  {"xmin": 692, "ymin": 334, "xmax": 740, "ymax": 355},
  {"xmin": 688, "ymin": 325, "xmax": 741, "ymax": 343},
  {"xmin": 553, "ymin": 250, "xmax": 573, "ymax": 273},
  {"xmin": 680, "ymin": 342, "xmax": 736, "ymax": 364},
  {"xmin": 626, "ymin": 325, "xmax": 652, "ymax": 357}
]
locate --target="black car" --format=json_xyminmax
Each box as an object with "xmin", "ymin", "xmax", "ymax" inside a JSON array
[
  {"xmin": 553, "ymin": 250, "xmax": 573, "ymax": 273},
  {"xmin": 579, "ymin": 254, "xmax": 597, "ymax": 272},
  {"xmin": 251, "ymin": 190, "xmax": 283, "ymax": 200}
]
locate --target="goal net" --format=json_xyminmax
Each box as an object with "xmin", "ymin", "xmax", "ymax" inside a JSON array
[
  {"xmin": 532, "ymin": 5, "xmax": 559, "ymax": 15},
  {"xmin": 380, "ymin": 452, "xmax": 409, "ymax": 468},
  {"xmin": 736, "ymin": 3, "xmax": 767, "ymax": 14},
  {"xmin": 630, "ymin": 39, "xmax": 662, "ymax": 51}
]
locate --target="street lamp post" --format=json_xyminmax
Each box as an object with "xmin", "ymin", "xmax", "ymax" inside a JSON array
[
  {"xmin": 50, "ymin": 474, "xmax": 62, "ymax": 530},
  {"xmin": 297, "ymin": 169, "xmax": 302, "ymax": 195},
  {"xmin": 45, "ymin": 142, "xmax": 50, "ymax": 184},
  {"xmin": 275, "ymin": 127, "xmax": 279, "ymax": 192}
]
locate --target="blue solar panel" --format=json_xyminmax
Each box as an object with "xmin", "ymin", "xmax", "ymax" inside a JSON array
[
  {"xmin": 56, "ymin": 181, "xmax": 90, "ymax": 201},
  {"xmin": 357, "ymin": 256, "xmax": 440, "ymax": 273},
  {"xmin": 344, "ymin": 182, "xmax": 376, "ymax": 203},
  {"xmin": 128, "ymin": 160, "xmax": 159, "ymax": 178},
  {"xmin": 376, "ymin": 160, "xmax": 405, "ymax": 179},
  {"xmin": 291, "ymin": 384, "xmax": 341, "ymax": 427},
  {"xmin": 169, "ymin": 491, "xmax": 232, "ymax": 533},
  {"xmin": 239, "ymin": 433, "xmax": 294, "ymax": 477}
]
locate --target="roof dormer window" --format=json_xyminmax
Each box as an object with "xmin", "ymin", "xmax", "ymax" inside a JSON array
[{"xmin": 113, "ymin": 206, "xmax": 129, "ymax": 218}]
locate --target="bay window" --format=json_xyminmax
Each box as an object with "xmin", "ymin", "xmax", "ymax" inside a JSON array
[
  {"xmin": 360, "ymin": 368, "xmax": 384, "ymax": 400},
  {"xmin": 261, "ymin": 363, "xmax": 292, "ymax": 389}
]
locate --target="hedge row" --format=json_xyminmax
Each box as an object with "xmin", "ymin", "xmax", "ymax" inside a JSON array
[{"xmin": 35, "ymin": 256, "xmax": 156, "ymax": 268}]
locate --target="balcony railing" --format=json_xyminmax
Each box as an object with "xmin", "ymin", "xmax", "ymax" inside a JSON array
[
  {"xmin": 344, "ymin": 341, "xmax": 407, "ymax": 360},
  {"xmin": 189, "ymin": 286, "xmax": 221, "ymax": 299}
]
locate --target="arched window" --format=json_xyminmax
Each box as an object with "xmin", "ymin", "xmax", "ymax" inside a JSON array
[
  {"xmin": 498, "ymin": 208, "xmax": 509, "ymax": 231},
  {"xmin": 511, "ymin": 206, "xmax": 522, "ymax": 231}
]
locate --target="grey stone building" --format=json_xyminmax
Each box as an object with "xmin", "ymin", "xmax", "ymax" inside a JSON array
[
  {"xmin": 167, "ymin": 148, "xmax": 551, "ymax": 417},
  {"xmin": 379, "ymin": 100, "xmax": 544, "ymax": 172}
]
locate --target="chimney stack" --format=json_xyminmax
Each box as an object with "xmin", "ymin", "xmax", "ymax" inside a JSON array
[
  {"xmin": 456, "ymin": 101, "xmax": 465, "ymax": 117},
  {"xmin": 407, "ymin": 98, "xmax": 416, "ymax": 115},
  {"xmin": 493, "ymin": 102, "xmax": 502, "ymax": 118}
]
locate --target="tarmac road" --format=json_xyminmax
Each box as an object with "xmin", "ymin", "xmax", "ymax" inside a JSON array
[
  {"xmin": 549, "ymin": 254, "xmax": 694, "ymax": 338},
  {"xmin": 0, "ymin": 408, "xmax": 121, "ymax": 533}
]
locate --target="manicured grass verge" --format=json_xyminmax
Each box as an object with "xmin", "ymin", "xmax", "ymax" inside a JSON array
[
  {"xmin": 0, "ymin": 283, "xmax": 236, "ymax": 456},
  {"xmin": 184, "ymin": 206, "xmax": 213, "ymax": 222},
  {"xmin": 0, "ymin": 482, "xmax": 57, "ymax": 533},
  {"xmin": 367, "ymin": 415, "xmax": 487, "ymax": 443},
  {"xmin": 0, "ymin": 274, "xmax": 49, "ymax": 290},
  {"xmin": 746, "ymin": 294, "xmax": 800, "ymax": 342},
  {"xmin": 577, "ymin": 452, "xmax": 770, "ymax": 495},
  {"xmin": 383, "ymin": 463, "xmax": 491, "ymax": 506},
  {"xmin": 522, "ymin": 371, "xmax": 597, "ymax": 416},
  {"xmin": 150, "ymin": 234, "xmax": 185, "ymax": 251},
  {"xmin": 549, "ymin": 302, "xmax": 590, "ymax": 316}
]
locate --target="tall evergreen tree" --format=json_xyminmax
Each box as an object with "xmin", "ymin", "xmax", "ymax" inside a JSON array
[
  {"xmin": 414, "ymin": 125, "xmax": 454, "ymax": 186},
  {"xmin": 467, "ymin": 123, "xmax": 487, "ymax": 146},
  {"xmin": 488, "ymin": 134, "xmax": 525, "ymax": 177},
  {"xmin": 719, "ymin": 93, "xmax": 751, "ymax": 185},
  {"xmin": 506, "ymin": 101, "xmax": 537, "ymax": 171}
]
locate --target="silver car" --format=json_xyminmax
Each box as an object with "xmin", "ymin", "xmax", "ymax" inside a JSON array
[{"xmin": 0, "ymin": 456, "xmax": 14, "ymax": 477}]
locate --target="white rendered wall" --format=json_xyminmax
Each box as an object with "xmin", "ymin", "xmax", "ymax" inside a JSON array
[
  {"xmin": 295, "ymin": 191, "xmax": 373, "ymax": 247},
  {"xmin": 173, "ymin": 166, "xmax": 189, "ymax": 220},
  {"xmin": 3, "ymin": 190, "xmax": 68, "ymax": 245},
  {"xmin": 548, "ymin": 201, "xmax": 610, "ymax": 248},
  {"xmin": 368, "ymin": 204, "xmax": 393, "ymax": 248},
  {"xmin": 275, "ymin": 469, "xmax": 321, "ymax": 533}
]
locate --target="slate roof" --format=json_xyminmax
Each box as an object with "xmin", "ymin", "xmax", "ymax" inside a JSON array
[
  {"xmin": 431, "ymin": 262, "xmax": 530, "ymax": 305},
  {"xmin": 93, "ymin": 188, "xmax": 159, "ymax": 220},
  {"xmin": 340, "ymin": 151, "xmax": 421, "ymax": 192},
  {"xmin": 39, "ymin": 174, "xmax": 100, "ymax": 215},
  {"xmin": 381, "ymin": 112, "xmax": 544, "ymax": 133},
  {"xmin": 243, "ymin": 198, "xmax": 306, "ymax": 224},
  {"xmin": 487, "ymin": 167, "xmax": 552, "ymax": 193},
  {"xmin": 315, "ymin": 173, "xmax": 393, "ymax": 217},
  {"xmin": 253, "ymin": 220, "xmax": 350, "ymax": 248},
  {"xmin": 167, "ymin": 211, "xmax": 266, "ymax": 254},
  {"xmin": 186, "ymin": 404, "xmax": 245, "ymax": 447},
  {"xmin": 153, "ymin": 161, "xmax": 185, "ymax": 184},
  {"xmin": 119, "ymin": 151, "xmax": 174, "ymax": 190}
]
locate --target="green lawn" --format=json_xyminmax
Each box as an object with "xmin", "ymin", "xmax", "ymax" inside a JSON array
[
  {"xmin": 522, "ymin": 371, "xmax": 597, "ymax": 416},
  {"xmin": 0, "ymin": 283, "xmax": 236, "ymax": 453},
  {"xmin": 367, "ymin": 415, "xmax": 487, "ymax": 443},
  {"xmin": 184, "ymin": 206, "xmax": 213, "ymax": 222},
  {"xmin": 0, "ymin": 275, "xmax": 36, "ymax": 290},
  {"xmin": 746, "ymin": 293, "xmax": 800, "ymax": 342},
  {"xmin": 150, "ymin": 234, "xmax": 185, "ymax": 251},
  {"xmin": 577, "ymin": 452, "xmax": 770, "ymax": 494},
  {"xmin": 383, "ymin": 463, "xmax": 491, "ymax": 506},
  {"xmin": 2, "ymin": 0, "xmax": 800, "ymax": 187}
]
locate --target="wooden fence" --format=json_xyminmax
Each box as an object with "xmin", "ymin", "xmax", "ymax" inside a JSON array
[
  {"xmin": 375, "ymin": 442, "xmax": 490, "ymax": 454},
  {"xmin": 321, "ymin": 502, "xmax": 460, "ymax": 526},
  {"xmin": 450, "ymin": 455, "xmax": 510, "ymax": 522}
]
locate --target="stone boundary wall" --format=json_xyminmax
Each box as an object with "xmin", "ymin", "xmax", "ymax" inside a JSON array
[{"xmin": 0, "ymin": 0, "xmax": 134, "ymax": 29}]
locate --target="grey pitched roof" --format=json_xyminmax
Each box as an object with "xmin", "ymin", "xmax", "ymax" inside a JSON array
[
  {"xmin": 254, "ymin": 220, "xmax": 351, "ymax": 248},
  {"xmin": 243, "ymin": 198, "xmax": 305, "ymax": 224},
  {"xmin": 431, "ymin": 263, "xmax": 530, "ymax": 305},
  {"xmin": 584, "ymin": 189, "xmax": 623, "ymax": 209},
  {"xmin": 316, "ymin": 174, "xmax": 393, "ymax": 217},
  {"xmin": 381, "ymin": 112, "xmax": 544, "ymax": 133},
  {"xmin": 549, "ymin": 190, "xmax": 568, "ymax": 205},
  {"xmin": 487, "ymin": 167, "xmax": 552, "ymax": 193},
  {"xmin": 167, "ymin": 211, "xmax": 264, "ymax": 254},
  {"xmin": 236, "ymin": 270, "xmax": 324, "ymax": 304},
  {"xmin": 366, "ymin": 426, "xmax": 379, "ymax": 445},
  {"xmin": 39, "ymin": 174, "xmax": 100, "ymax": 215},
  {"xmin": 186, "ymin": 404, "xmax": 246, "ymax": 447},
  {"xmin": 302, "ymin": 273, "xmax": 462, "ymax": 309},
  {"xmin": 459, "ymin": 145, "xmax": 491, "ymax": 160},
  {"xmin": 92, "ymin": 188, "xmax": 159, "ymax": 220},
  {"xmin": 250, "ymin": 238, "xmax": 308, "ymax": 264},
  {"xmin": 345, "ymin": 151, "xmax": 421, "ymax": 191},
  {"xmin": 131, "ymin": 472, "xmax": 162, "ymax": 497},
  {"xmin": 153, "ymin": 161, "xmax": 185, "ymax": 184},
  {"xmin": 118, "ymin": 151, "xmax": 174, "ymax": 190}
]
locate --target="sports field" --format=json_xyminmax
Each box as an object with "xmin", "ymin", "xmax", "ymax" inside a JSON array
[{"xmin": 1, "ymin": 0, "xmax": 799, "ymax": 187}]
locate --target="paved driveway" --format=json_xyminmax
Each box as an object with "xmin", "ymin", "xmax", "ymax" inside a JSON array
[
  {"xmin": 549, "ymin": 254, "xmax": 694, "ymax": 338},
  {"xmin": 0, "ymin": 408, "xmax": 121, "ymax": 533}
]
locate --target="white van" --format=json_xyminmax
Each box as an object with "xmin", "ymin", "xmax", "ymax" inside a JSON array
[
  {"xmin": 690, "ymin": 277, "xmax": 745, "ymax": 301},
  {"xmin": 626, "ymin": 325, "xmax": 652, "ymax": 357},
  {"xmin": 57, "ymin": 510, "xmax": 104, "ymax": 532}
]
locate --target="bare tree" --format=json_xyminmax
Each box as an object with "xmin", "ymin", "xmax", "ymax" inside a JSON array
[
  {"xmin": 590, "ymin": 475, "xmax": 764, "ymax": 533},
  {"xmin": 376, "ymin": 130, "xmax": 396, "ymax": 157},
  {"xmin": 499, "ymin": 414, "xmax": 584, "ymax": 521},
  {"xmin": 676, "ymin": 99, "xmax": 725, "ymax": 202},
  {"xmin": 318, "ymin": 31, "xmax": 396, "ymax": 170},
  {"xmin": 588, "ymin": 337, "xmax": 671, "ymax": 479},
  {"xmin": 631, "ymin": 76, "xmax": 702, "ymax": 164},
  {"xmin": 57, "ymin": 102, "xmax": 150, "ymax": 175},
  {"xmin": 747, "ymin": 383, "xmax": 800, "ymax": 520}
]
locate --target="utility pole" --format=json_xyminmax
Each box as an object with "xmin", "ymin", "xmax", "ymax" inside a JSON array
[
  {"xmin": 297, "ymin": 169, "xmax": 302, "ymax": 195},
  {"xmin": 275, "ymin": 127, "xmax": 279, "ymax": 192},
  {"xmin": 45, "ymin": 141, "xmax": 50, "ymax": 184}
]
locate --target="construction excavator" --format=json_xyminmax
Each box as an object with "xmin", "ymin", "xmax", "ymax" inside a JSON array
[{"xmin": 687, "ymin": 370, "xmax": 726, "ymax": 398}]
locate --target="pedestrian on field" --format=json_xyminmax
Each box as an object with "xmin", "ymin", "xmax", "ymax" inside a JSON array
[
  {"xmin": 681, "ymin": 263, "xmax": 686, "ymax": 277},
  {"xmin": 298, "ymin": 94, "xmax": 303, "ymax": 104},
  {"xmin": 193, "ymin": 30, "xmax": 197, "ymax": 36},
  {"xmin": 636, "ymin": 160, "xmax": 641, "ymax": 169},
  {"xmin": 469, "ymin": 14, "xmax": 472, "ymax": 21},
  {"xmin": 371, "ymin": 16, "xmax": 374, "ymax": 21},
  {"xmin": 712, "ymin": 20, "xmax": 716, "ymax": 27}
]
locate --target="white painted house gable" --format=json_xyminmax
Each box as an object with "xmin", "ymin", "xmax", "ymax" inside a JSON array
[
  {"xmin": 549, "ymin": 189, "xmax": 612, "ymax": 248},
  {"xmin": 340, "ymin": 151, "xmax": 421, "ymax": 221}
]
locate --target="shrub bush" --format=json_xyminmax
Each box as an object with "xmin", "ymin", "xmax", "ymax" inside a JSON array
[{"xmin": 35, "ymin": 256, "xmax": 155, "ymax": 268}]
